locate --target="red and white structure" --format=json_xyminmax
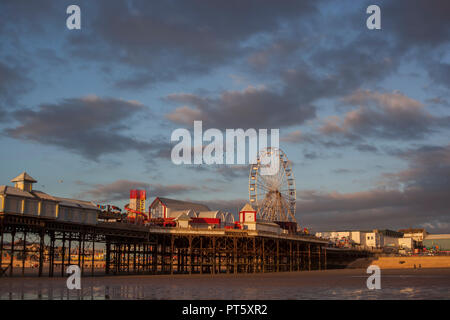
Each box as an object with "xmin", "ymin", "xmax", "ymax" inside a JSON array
[
  {"xmin": 126, "ymin": 189, "xmax": 147, "ymax": 222},
  {"xmin": 239, "ymin": 203, "xmax": 256, "ymax": 223},
  {"xmin": 239, "ymin": 203, "xmax": 282, "ymax": 234}
]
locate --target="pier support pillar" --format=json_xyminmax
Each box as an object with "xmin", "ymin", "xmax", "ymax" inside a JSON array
[
  {"xmin": 188, "ymin": 236, "xmax": 192, "ymax": 275},
  {"xmin": 170, "ymin": 237, "xmax": 174, "ymax": 275},
  {"xmin": 318, "ymin": 245, "xmax": 321, "ymax": 270},
  {"xmin": 105, "ymin": 241, "xmax": 111, "ymax": 275},
  {"xmin": 262, "ymin": 238, "xmax": 265, "ymax": 273},
  {"xmin": 10, "ymin": 229, "xmax": 15, "ymax": 277},
  {"xmin": 308, "ymin": 244, "xmax": 311, "ymax": 271},
  {"xmin": 81, "ymin": 233, "xmax": 85, "ymax": 276},
  {"xmin": 38, "ymin": 231, "xmax": 45, "ymax": 277},
  {"xmin": 91, "ymin": 237, "xmax": 95, "ymax": 276},
  {"xmin": 290, "ymin": 241, "xmax": 293, "ymax": 272},
  {"xmin": 253, "ymin": 237, "xmax": 256, "ymax": 273},
  {"xmin": 133, "ymin": 243, "xmax": 137, "ymax": 274},
  {"xmin": 233, "ymin": 237, "xmax": 237, "ymax": 274},
  {"xmin": 212, "ymin": 237, "xmax": 216, "ymax": 275},
  {"xmin": 276, "ymin": 239, "xmax": 280, "ymax": 272},
  {"xmin": 49, "ymin": 232, "xmax": 55, "ymax": 277},
  {"xmin": 22, "ymin": 232, "xmax": 27, "ymax": 276},
  {"xmin": 61, "ymin": 233, "xmax": 66, "ymax": 277},
  {"xmin": 0, "ymin": 220, "xmax": 3, "ymax": 276}
]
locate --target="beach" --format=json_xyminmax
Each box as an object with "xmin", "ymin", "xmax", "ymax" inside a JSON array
[{"xmin": 1, "ymin": 268, "xmax": 449, "ymax": 300}]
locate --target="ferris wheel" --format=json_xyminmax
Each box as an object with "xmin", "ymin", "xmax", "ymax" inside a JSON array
[{"xmin": 249, "ymin": 147, "xmax": 297, "ymax": 222}]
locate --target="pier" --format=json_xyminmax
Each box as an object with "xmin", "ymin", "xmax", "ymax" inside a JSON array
[
  {"xmin": 0, "ymin": 171, "xmax": 372, "ymax": 278},
  {"xmin": 0, "ymin": 213, "xmax": 373, "ymax": 277}
]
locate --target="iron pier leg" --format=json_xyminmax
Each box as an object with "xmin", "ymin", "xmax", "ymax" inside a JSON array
[
  {"xmin": 188, "ymin": 236, "xmax": 192, "ymax": 275},
  {"xmin": 200, "ymin": 237, "xmax": 203, "ymax": 274},
  {"xmin": 318, "ymin": 246, "xmax": 321, "ymax": 270},
  {"xmin": 233, "ymin": 237, "xmax": 237, "ymax": 274},
  {"xmin": 262, "ymin": 238, "xmax": 265, "ymax": 273},
  {"xmin": 0, "ymin": 220, "xmax": 3, "ymax": 276},
  {"xmin": 61, "ymin": 233, "xmax": 66, "ymax": 277},
  {"xmin": 133, "ymin": 243, "xmax": 137, "ymax": 274},
  {"xmin": 91, "ymin": 237, "xmax": 95, "ymax": 276},
  {"xmin": 10, "ymin": 229, "xmax": 15, "ymax": 277},
  {"xmin": 127, "ymin": 244, "xmax": 130, "ymax": 274},
  {"xmin": 78, "ymin": 234, "xmax": 82, "ymax": 269},
  {"xmin": 170, "ymin": 237, "xmax": 174, "ymax": 275},
  {"xmin": 289, "ymin": 241, "xmax": 293, "ymax": 272},
  {"xmin": 81, "ymin": 233, "xmax": 85, "ymax": 276},
  {"xmin": 212, "ymin": 237, "xmax": 216, "ymax": 275},
  {"xmin": 253, "ymin": 238, "xmax": 256, "ymax": 273},
  {"xmin": 276, "ymin": 239, "xmax": 280, "ymax": 272},
  {"xmin": 38, "ymin": 231, "xmax": 45, "ymax": 277},
  {"xmin": 161, "ymin": 239, "xmax": 165, "ymax": 274},
  {"xmin": 68, "ymin": 236, "xmax": 72, "ymax": 267},
  {"xmin": 105, "ymin": 241, "xmax": 110, "ymax": 275},
  {"xmin": 49, "ymin": 232, "xmax": 55, "ymax": 277},
  {"xmin": 22, "ymin": 232, "xmax": 27, "ymax": 276},
  {"xmin": 308, "ymin": 244, "xmax": 311, "ymax": 271}
]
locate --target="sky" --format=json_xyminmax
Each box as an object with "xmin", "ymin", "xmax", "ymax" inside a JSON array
[{"xmin": 0, "ymin": 0, "xmax": 449, "ymax": 233}]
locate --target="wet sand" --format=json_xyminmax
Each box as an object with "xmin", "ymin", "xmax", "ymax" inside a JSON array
[{"xmin": 1, "ymin": 268, "xmax": 449, "ymax": 300}]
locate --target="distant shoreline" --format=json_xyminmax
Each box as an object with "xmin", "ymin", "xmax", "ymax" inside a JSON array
[{"xmin": 346, "ymin": 256, "xmax": 450, "ymax": 269}]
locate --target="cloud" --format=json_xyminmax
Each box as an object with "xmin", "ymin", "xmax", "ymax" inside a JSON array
[
  {"xmin": 79, "ymin": 179, "xmax": 198, "ymax": 203},
  {"xmin": 287, "ymin": 90, "xmax": 449, "ymax": 151},
  {"xmin": 321, "ymin": 90, "xmax": 441, "ymax": 140},
  {"xmin": 4, "ymin": 95, "xmax": 165, "ymax": 160},
  {"xmin": 298, "ymin": 144, "xmax": 450, "ymax": 233},
  {"xmin": 201, "ymin": 198, "xmax": 247, "ymax": 215},
  {"xmin": 184, "ymin": 164, "xmax": 249, "ymax": 182},
  {"xmin": 0, "ymin": 60, "xmax": 33, "ymax": 120},
  {"xmin": 165, "ymin": 85, "xmax": 316, "ymax": 129},
  {"xmin": 2, "ymin": 0, "xmax": 449, "ymax": 95},
  {"xmin": 382, "ymin": 0, "xmax": 450, "ymax": 50},
  {"xmin": 209, "ymin": 165, "xmax": 249, "ymax": 181},
  {"xmin": 355, "ymin": 144, "xmax": 378, "ymax": 153},
  {"xmin": 280, "ymin": 130, "xmax": 303, "ymax": 143},
  {"xmin": 385, "ymin": 145, "xmax": 450, "ymax": 191},
  {"xmin": 332, "ymin": 168, "xmax": 364, "ymax": 175},
  {"xmin": 63, "ymin": 0, "xmax": 322, "ymax": 89}
]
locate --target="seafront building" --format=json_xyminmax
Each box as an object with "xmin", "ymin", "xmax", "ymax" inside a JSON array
[
  {"xmin": 316, "ymin": 228, "xmax": 450, "ymax": 253},
  {"xmin": 0, "ymin": 172, "xmax": 99, "ymax": 225},
  {"xmin": 398, "ymin": 228, "xmax": 428, "ymax": 247},
  {"xmin": 423, "ymin": 234, "xmax": 450, "ymax": 252},
  {"xmin": 315, "ymin": 229, "xmax": 413, "ymax": 251}
]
